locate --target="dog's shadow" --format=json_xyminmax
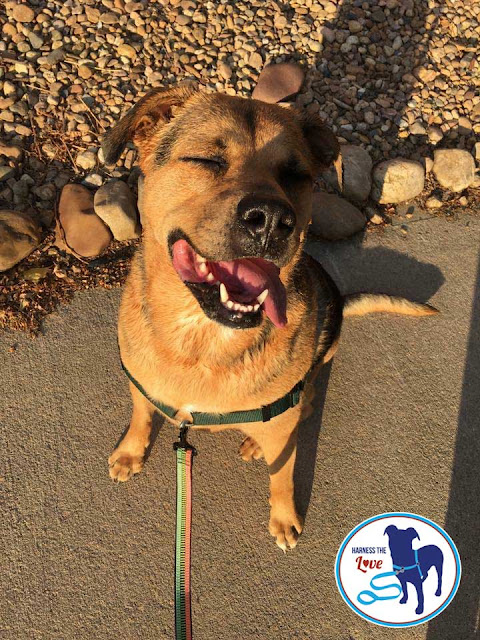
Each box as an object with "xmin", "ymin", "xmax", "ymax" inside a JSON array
[{"xmin": 294, "ymin": 240, "xmax": 445, "ymax": 521}]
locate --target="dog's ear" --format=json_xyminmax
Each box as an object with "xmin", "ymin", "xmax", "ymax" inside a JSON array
[
  {"xmin": 406, "ymin": 527, "xmax": 420, "ymax": 541},
  {"xmin": 102, "ymin": 83, "xmax": 197, "ymax": 165},
  {"xmin": 299, "ymin": 112, "xmax": 340, "ymax": 171},
  {"xmin": 384, "ymin": 525, "xmax": 397, "ymax": 536}
]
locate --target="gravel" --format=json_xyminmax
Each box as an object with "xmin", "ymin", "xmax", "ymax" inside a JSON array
[{"xmin": 0, "ymin": 0, "xmax": 478, "ymax": 331}]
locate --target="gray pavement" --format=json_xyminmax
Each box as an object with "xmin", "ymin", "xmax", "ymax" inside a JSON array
[{"xmin": 1, "ymin": 213, "xmax": 479, "ymax": 640}]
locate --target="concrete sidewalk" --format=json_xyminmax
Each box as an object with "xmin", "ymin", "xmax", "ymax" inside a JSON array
[{"xmin": 1, "ymin": 213, "xmax": 479, "ymax": 640}]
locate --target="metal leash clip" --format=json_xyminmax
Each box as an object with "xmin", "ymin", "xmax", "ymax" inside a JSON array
[{"xmin": 173, "ymin": 420, "xmax": 197, "ymax": 454}]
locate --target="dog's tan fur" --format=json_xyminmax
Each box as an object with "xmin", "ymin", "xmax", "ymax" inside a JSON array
[{"xmin": 103, "ymin": 85, "xmax": 437, "ymax": 550}]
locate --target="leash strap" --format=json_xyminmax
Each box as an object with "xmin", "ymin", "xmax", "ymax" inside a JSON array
[
  {"xmin": 357, "ymin": 571, "xmax": 403, "ymax": 605},
  {"xmin": 174, "ymin": 423, "xmax": 196, "ymax": 640}
]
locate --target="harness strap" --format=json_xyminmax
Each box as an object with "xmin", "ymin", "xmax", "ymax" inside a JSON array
[
  {"xmin": 393, "ymin": 548, "xmax": 423, "ymax": 579},
  {"xmin": 121, "ymin": 357, "xmax": 306, "ymax": 426}
]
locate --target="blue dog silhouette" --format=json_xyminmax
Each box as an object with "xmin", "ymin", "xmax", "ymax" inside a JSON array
[{"xmin": 384, "ymin": 525, "xmax": 443, "ymax": 615}]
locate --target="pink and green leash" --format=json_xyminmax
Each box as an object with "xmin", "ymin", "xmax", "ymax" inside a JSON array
[{"xmin": 174, "ymin": 423, "xmax": 196, "ymax": 640}]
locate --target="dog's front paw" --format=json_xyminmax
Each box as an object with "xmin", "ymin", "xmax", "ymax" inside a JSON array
[
  {"xmin": 415, "ymin": 605, "xmax": 424, "ymax": 615},
  {"xmin": 269, "ymin": 501, "xmax": 304, "ymax": 552},
  {"xmin": 108, "ymin": 449, "xmax": 144, "ymax": 482},
  {"xmin": 399, "ymin": 596, "xmax": 407, "ymax": 604},
  {"xmin": 239, "ymin": 437, "xmax": 264, "ymax": 462}
]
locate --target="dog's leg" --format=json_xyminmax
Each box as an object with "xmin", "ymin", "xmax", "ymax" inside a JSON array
[
  {"xmin": 238, "ymin": 437, "xmax": 264, "ymax": 462},
  {"xmin": 242, "ymin": 405, "xmax": 303, "ymax": 551},
  {"xmin": 109, "ymin": 382, "xmax": 155, "ymax": 482},
  {"xmin": 414, "ymin": 580, "xmax": 424, "ymax": 615},
  {"xmin": 435, "ymin": 559, "xmax": 443, "ymax": 597},
  {"xmin": 399, "ymin": 576, "xmax": 408, "ymax": 604}
]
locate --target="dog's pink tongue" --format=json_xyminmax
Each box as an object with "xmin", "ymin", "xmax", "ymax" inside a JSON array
[
  {"xmin": 212, "ymin": 258, "xmax": 288, "ymax": 328},
  {"xmin": 171, "ymin": 240, "xmax": 288, "ymax": 327}
]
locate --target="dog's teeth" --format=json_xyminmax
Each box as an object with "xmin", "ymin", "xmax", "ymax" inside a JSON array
[
  {"xmin": 257, "ymin": 289, "xmax": 269, "ymax": 305},
  {"xmin": 246, "ymin": 305, "xmax": 254, "ymax": 312},
  {"xmin": 233, "ymin": 303, "xmax": 241, "ymax": 311},
  {"xmin": 206, "ymin": 272, "xmax": 215, "ymax": 282},
  {"xmin": 253, "ymin": 303, "xmax": 260, "ymax": 312},
  {"xmin": 226, "ymin": 300, "xmax": 234, "ymax": 309},
  {"xmin": 198, "ymin": 261, "xmax": 208, "ymax": 275},
  {"xmin": 220, "ymin": 283, "xmax": 228, "ymax": 303}
]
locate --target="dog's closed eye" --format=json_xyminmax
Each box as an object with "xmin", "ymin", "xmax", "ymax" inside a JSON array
[{"xmin": 180, "ymin": 156, "xmax": 227, "ymax": 171}]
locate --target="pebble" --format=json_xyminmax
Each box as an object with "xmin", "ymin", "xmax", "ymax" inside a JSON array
[
  {"xmin": 76, "ymin": 151, "xmax": 97, "ymax": 171},
  {"xmin": 94, "ymin": 180, "xmax": 140, "ymax": 241},
  {"xmin": 217, "ymin": 61, "xmax": 233, "ymax": 81},
  {"xmin": 310, "ymin": 192, "xmax": 366, "ymax": 241},
  {"xmin": 433, "ymin": 149, "xmax": 475, "ymax": 192},
  {"xmin": 117, "ymin": 43, "xmax": 137, "ymax": 60},
  {"xmin": 425, "ymin": 196, "xmax": 443, "ymax": 209},
  {"xmin": 0, "ymin": 210, "xmax": 41, "ymax": 271},
  {"xmin": 248, "ymin": 52, "xmax": 263, "ymax": 70},
  {"xmin": 371, "ymin": 159, "xmax": 425, "ymax": 204},
  {"xmin": 82, "ymin": 173, "xmax": 104, "ymax": 188},
  {"xmin": 26, "ymin": 30, "xmax": 43, "ymax": 50},
  {"xmin": 428, "ymin": 127, "xmax": 444, "ymax": 144},
  {"xmin": 56, "ymin": 184, "xmax": 112, "ymax": 258},
  {"xmin": 11, "ymin": 3, "xmax": 35, "ymax": 23},
  {"xmin": 0, "ymin": 141, "xmax": 22, "ymax": 160}
]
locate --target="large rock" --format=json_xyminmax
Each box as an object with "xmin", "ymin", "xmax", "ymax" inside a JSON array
[
  {"xmin": 57, "ymin": 184, "xmax": 112, "ymax": 258},
  {"xmin": 371, "ymin": 159, "xmax": 425, "ymax": 204},
  {"xmin": 432, "ymin": 149, "xmax": 475, "ymax": 192},
  {"xmin": 252, "ymin": 63, "xmax": 304, "ymax": 104},
  {"xmin": 0, "ymin": 210, "xmax": 41, "ymax": 271},
  {"xmin": 340, "ymin": 145, "xmax": 372, "ymax": 202},
  {"xmin": 309, "ymin": 193, "xmax": 365, "ymax": 241},
  {"xmin": 94, "ymin": 180, "xmax": 140, "ymax": 241}
]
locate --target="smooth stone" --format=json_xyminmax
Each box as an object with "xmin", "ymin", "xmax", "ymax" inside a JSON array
[
  {"xmin": 433, "ymin": 149, "xmax": 475, "ymax": 192},
  {"xmin": 252, "ymin": 62, "xmax": 304, "ymax": 103},
  {"xmin": 57, "ymin": 184, "xmax": 112, "ymax": 257},
  {"xmin": 0, "ymin": 210, "xmax": 41, "ymax": 271},
  {"xmin": 371, "ymin": 158, "xmax": 425, "ymax": 204},
  {"xmin": 12, "ymin": 4, "xmax": 35, "ymax": 23},
  {"xmin": 94, "ymin": 180, "xmax": 140, "ymax": 241},
  {"xmin": 340, "ymin": 144, "xmax": 372, "ymax": 202},
  {"xmin": 310, "ymin": 192, "xmax": 366, "ymax": 241}
]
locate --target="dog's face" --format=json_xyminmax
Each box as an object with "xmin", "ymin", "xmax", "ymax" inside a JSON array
[
  {"xmin": 103, "ymin": 85, "xmax": 339, "ymax": 330},
  {"xmin": 385, "ymin": 525, "xmax": 420, "ymax": 546}
]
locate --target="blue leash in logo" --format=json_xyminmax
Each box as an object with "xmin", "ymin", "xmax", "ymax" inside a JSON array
[{"xmin": 357, "ymin": 549, "xmax": 423, "ymax": 605}]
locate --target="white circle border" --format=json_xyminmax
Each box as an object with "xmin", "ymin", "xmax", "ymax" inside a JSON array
[{"xmin": 334, "ymin": 512, "xmax": 462, "ymax": 628}]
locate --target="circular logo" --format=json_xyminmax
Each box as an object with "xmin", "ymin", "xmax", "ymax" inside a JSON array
[{"xmin": 335, "ymin": 513, "xmax": 461, "ymax": 628}]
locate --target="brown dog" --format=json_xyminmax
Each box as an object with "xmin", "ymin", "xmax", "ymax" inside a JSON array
[{"xmin": 102, "ymin": 85, "xmax": 437, "ymax": 551}]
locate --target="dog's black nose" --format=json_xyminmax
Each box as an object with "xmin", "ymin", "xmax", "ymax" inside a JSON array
[{"xmin": 236, "ymin": 195, "xmax": 296, "ymax": 247}]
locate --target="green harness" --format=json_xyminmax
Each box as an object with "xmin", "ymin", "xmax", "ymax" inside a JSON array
[{"xmin": 121, "ymin": 358, "xmax": 308, "ymax": 425}]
